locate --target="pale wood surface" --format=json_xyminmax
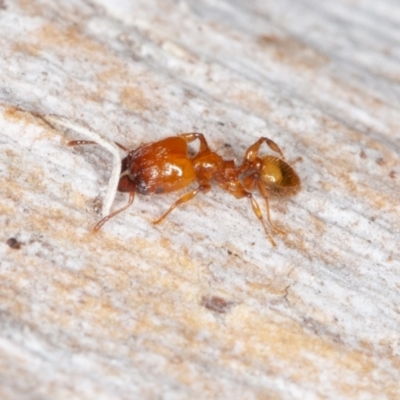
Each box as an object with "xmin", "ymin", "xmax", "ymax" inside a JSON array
[{"xmin": 1, "ymin": 1, "xmax": 400, "ymax": 399}]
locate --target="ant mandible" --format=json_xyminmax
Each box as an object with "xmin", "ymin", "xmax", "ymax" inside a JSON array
[{"xmin": 68, "ymin": 133, "xmax": 300, "ymax": 246}]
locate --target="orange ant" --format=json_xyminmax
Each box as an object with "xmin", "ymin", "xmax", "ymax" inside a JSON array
[{"xmin": 67, "ymin": 132, "xmax": 300, "ymax": 246}]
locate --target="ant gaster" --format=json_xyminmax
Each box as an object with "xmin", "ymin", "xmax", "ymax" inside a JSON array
[{"xmin": 68, "ymin": 133, "xmax": 300, "ymax": 246}]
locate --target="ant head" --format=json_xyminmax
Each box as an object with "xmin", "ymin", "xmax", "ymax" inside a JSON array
[{"xmin": 258, "ymin": 156, "xmax": 300, "ymax": 196}]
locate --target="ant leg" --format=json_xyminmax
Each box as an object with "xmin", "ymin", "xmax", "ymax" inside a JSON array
[
  {"xmin": 245, "ymin": 193, "xmax": 277, "ymax": 247},
  {"xmin": 257, "ymin": 181, "xmax": 285, "ymax": 235},
  {"xmin": 178, "ymin": 133, "xmax": 211, "ymax": 153},
  {"xmin": 153, "ymin": 184, "xmax": 211, "ymax": 224},
  {"xmin": 92, "ymin": 191, "xmax": 135, "ymax": 233},
  {"xmin": 244, "ymin": 137, "xmax": 285, "ymax": 162},
  {"xmin": 68, "ymin": 140, "xmax": 129, "ymax": 153}
]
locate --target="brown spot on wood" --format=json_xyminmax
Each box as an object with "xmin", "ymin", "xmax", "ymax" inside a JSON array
[
  {"xmin": 201, "ymin": 295, "xmax": 234, "ymax": 314},
  {"xmin": 257, "ymin": 34, "xmax": 330, "ymax": 70},
  {"xmin": 120, "ymin": 86, "xmax": 151, "ymax": 112},
  {"xmin": 6, "ymin": 238, "xmax": 21, "ymax": 250},
  {"xmin": 33, "ymin": 24, "xmax": 115, "ymax": 62}
]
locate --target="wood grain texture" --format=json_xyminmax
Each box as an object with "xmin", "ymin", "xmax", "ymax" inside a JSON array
[{"xmin": 1, "ymin": 0, "xmax": 399, "ymax": 399}]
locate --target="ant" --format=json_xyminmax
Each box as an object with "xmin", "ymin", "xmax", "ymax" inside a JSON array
[{"xmin": 67, "ymin": 131, "xmax": 300, "ymax": 246}]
